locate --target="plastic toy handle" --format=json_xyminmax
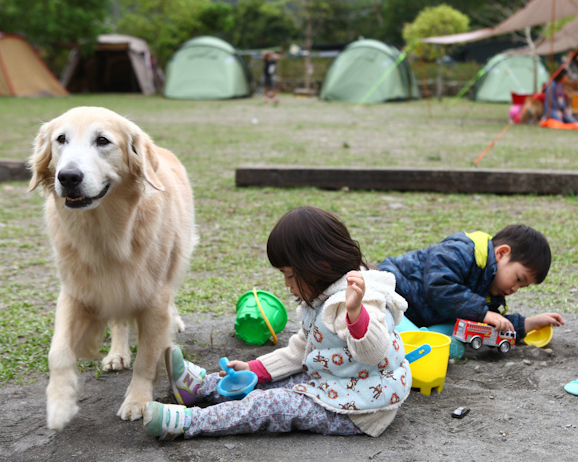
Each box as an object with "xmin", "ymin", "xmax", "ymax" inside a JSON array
[
  {"xmin": 219, "ymin": 357, "xmax": 234, "ymax": 376},
  {"xmin": 253, "ymin": 287, "xmax": 278, "ymax": 344},
  {"xmin": 405, "ymin": 344, "xmax": 432, "ymax": 364}
]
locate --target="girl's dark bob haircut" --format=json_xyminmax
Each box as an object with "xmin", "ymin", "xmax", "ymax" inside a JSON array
[
  {"xmin": 267, "ymin": 206, "xmax": 367, "ymax": 305},
  {"xmin": 492, "ymin": 224, "xmax": 551, "ymax": 284}
]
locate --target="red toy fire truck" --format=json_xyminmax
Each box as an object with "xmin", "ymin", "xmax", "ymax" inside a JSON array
[{"xmin": 452, "ymin": 318, "xmax": 516, "ymax": 354}]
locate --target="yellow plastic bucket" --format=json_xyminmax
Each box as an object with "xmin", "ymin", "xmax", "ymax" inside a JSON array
[
  {"xmin": 400, "ymin": 331, "xmax": 450, "ymax": 396},
  {"xmin": 524, "ymin": 325, "xmax": 553, "ymax": 348}
]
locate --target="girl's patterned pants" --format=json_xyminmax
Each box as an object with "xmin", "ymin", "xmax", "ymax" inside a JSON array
[{"xmin": 183, "ymin": 372, "xmax": 364, "ymax": 438}]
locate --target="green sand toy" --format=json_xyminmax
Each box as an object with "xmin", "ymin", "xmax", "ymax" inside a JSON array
[{"xmin": 235, "ymin": 288, "xmax": 287, "ymax": 345}]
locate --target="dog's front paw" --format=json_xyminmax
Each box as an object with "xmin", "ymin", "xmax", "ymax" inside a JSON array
[
  {"xmin": 47, "ymin": 395, "xmax": 79, "ymax": 431},
  {"xmin": 102, "ymin": 352, "xmax": 131, "ymax": 372},
  {"xmin": 117, "ymin": 398, "xmax": 146, "ymax": 421},
  {"xmin": 46, "ymin": 373, "xmax": 79, "ymax": 430}
]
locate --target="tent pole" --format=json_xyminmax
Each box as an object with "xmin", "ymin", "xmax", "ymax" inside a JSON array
[
  {"xmin": 524, "ymin": 26, "xmax": 538, "ymax": 93},
  {"xmin": 436, "ymin": 45, "xmax": 443, "ymax": 101},
  {"xmin": 547, "ymin": 0, "xmax": 556, "ymax": 118},
  {"xmin": 277, "ymin": 52, "xmax": 282, "ymax": 94},
  {"xmin": 550, "ymin": 0, "xmax": 556, "ymax": 74},
  {"xmin": 417, "ymin": 43, "xmax": 431, "ymax": 117}
]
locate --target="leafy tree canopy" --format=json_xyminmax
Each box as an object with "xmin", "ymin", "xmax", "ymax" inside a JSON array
[
  {"xmin": 0, "ymin": 0, "xmax": 111, "ymax": 50},
  {"xmin": 380, "ymin": 0, "xmax": 529, "ymax": 45},
  {"xmin": 116, "ymin": 0, "xmax": 219, "ymax": 67},
  {"xmin": 230, "ymin": 0, "xmax": 300, "ymax": 50},
  {"xmin": 402, "ymin": 4, "xmax": 470, "ymax": 60},
  {"xmin": 0, "ymin": 0, "xmax": 545, "ymax": 76}
]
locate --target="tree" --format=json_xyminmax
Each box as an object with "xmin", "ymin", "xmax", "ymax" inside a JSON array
[
  {"xmin": 376, "ymin": 0, "xmax": 522, "ymax": 45},
  {"xmin": 289, "ymin": 0, "xmax": 337, "ymax": 90},
  {"xmin": 197, "ymin": 2, "xmax": 235, "ymax": 37},
  {"xmin": 467, "ymin": 0, "xmax": 531, "ymax": 29},
  {"xmin": 116, "ymin": 0, "xmax": 231, "ymax": 68},
  {"xmin": 402, "ymin": 4, "xmax": 469, "ymax": 99},
  {"xmin": 231, "ymin": 0, "xmax": 299, "ymax": 50},
  {"xmin": 473, "ymin": 1, "xmax": 570, "ymax": 86},
  {"xmin": 312, "ymin": 0, "xmax": 375, "ymax": 44},
  {"xmin": 0, "ymin": 0, "xmax": 111, "ymax": 71}
]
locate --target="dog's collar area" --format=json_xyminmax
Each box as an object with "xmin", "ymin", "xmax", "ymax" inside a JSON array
[{"xmin": 65, "ymin": 183, "xmax": 110, "ymax": 209}]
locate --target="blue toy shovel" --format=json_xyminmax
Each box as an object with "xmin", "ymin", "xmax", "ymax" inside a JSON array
[
  {"xmin": 405, "ymin": 344, "xmax": 432, "ymax": 364},
  {"xmin": 396, "ymin": 316, "xmax": 465, "ymax": 360},
  {"xmin": 216, "ymin": 357, "xmax": 258, "ymax": 400}
]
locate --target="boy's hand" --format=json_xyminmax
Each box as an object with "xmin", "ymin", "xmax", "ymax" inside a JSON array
[
  {"xmin": 525, "ymin": 313, "xmax": 565, "ymax": 333},
  {"xmin": 483, "ymin": 311, "xmax": 515, "ymax": 333},
  {"xmin": 346, "ymin": 270, "xmax": 365, "ymax": 323},
  {"xmin": 218, "ymin": 360, "xmax": 250, "ymax": 377}
]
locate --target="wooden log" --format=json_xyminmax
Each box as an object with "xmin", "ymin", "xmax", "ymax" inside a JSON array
[
  {"xmin": 0, "ymin": 159, "xmax": 30, "ymax": 182},
  {"xmin": 235, "ymin": 166, "xmax": 578, "ymax": 195},
  {"xmin": 293, "ymin": 88, "xmax": 319, "ymax": 97}
]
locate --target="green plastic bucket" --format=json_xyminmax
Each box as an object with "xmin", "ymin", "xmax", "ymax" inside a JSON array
[{"xmin": 235, "ymin": 289, "xmax": 287, "ymax": 345}]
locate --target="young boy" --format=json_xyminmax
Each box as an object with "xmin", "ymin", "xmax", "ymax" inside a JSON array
[{"xmin": 377, "ymin": 225, "xmax": 564, "ymax": 341}]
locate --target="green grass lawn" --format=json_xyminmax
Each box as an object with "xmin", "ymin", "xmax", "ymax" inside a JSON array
[{"xmin": 1, "ymin": 94, "xmax": 577, "ymax": 383}]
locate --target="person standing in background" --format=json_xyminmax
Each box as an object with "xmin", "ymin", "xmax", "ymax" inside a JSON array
[{"xmin": 262, "ymin": 51, "xmax": 280, "ymax": 104}]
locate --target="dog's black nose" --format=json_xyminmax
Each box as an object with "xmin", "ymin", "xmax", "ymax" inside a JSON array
[{"xmin": 58, "ymin": 169, "xmax": 84, "ymax": 188}]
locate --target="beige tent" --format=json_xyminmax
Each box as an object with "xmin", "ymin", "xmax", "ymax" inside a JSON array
[
  {"xmin": 513, "ymin": 16, "xmax": 578, "ymax": 55},
  {"xmin": 421, "ymin": 0, "xmax": 578, "ymax": 45},
  {"xmin": 0, "ymin": 32, "xmax": 68, "ymax": 97},
  {"xmin": 61, "ymin": 34, "xmax": 159, "ymax": 94}
]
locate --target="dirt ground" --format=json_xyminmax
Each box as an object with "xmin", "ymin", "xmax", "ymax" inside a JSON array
[{"xmin": 1, "ymin": 305, "xmax": 577, "ymax": 462}]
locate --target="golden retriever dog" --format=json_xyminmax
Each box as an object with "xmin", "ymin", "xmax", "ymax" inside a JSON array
[
  {"xmin": 28, "ymin": 107, "xmax": 197, "ymax": 431},
  {"xmin": 520, "ymin": 95, "xmax": 544, "ymax": 124}
]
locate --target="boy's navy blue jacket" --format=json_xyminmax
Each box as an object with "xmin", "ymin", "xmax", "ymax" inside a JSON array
[{"xmin": 377, "ymin": 231, "xmax": 526, "ymax": 339}]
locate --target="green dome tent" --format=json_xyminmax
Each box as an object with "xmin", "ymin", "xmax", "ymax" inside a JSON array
[
  {"xmin": 320, "ymin": 39, "xmax": 418, "ymax": 103},
  {"xmin": 470, "ymin": 53, "xmax": 549, "ymax": 103},
  {"xmin": 164, "ymin": 36, "xmax": 252, "ymax": 100}
]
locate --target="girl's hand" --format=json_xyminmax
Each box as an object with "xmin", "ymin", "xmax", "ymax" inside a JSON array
[
  {"xmin": 346, "ymin": 270, "xmax": 365, "ymax": 323},
  {"xmin": 218, "ymin": 360, "xmax": 250, "ymax": 377}
]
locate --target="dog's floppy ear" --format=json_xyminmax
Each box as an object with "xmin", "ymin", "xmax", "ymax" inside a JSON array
[
  {"xmin": 128, "ymin": 126, "xmax": 165, "ymax": 191},
  {"xmin": 28, "ymin": 120, "xmax": 56, "ymax": 192}
]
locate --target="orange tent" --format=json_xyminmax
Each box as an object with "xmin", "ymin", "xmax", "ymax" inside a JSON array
[{"xmin": 0, "ymin": 32, "xmax": 68, "ymax": 97}]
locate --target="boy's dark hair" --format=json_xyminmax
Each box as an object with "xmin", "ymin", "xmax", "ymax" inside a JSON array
[
  {"xmin": 492, "ymin": 225, "xmax": 551, "ymax": 283},
  {"xmin": 267, "ymin": 206, "xmax": 367, "ymax": 305}
]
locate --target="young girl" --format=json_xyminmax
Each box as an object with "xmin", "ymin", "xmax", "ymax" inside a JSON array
[{"xmin": 143, "ymin": 206, "xmax": 411, "ymax": 440}]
